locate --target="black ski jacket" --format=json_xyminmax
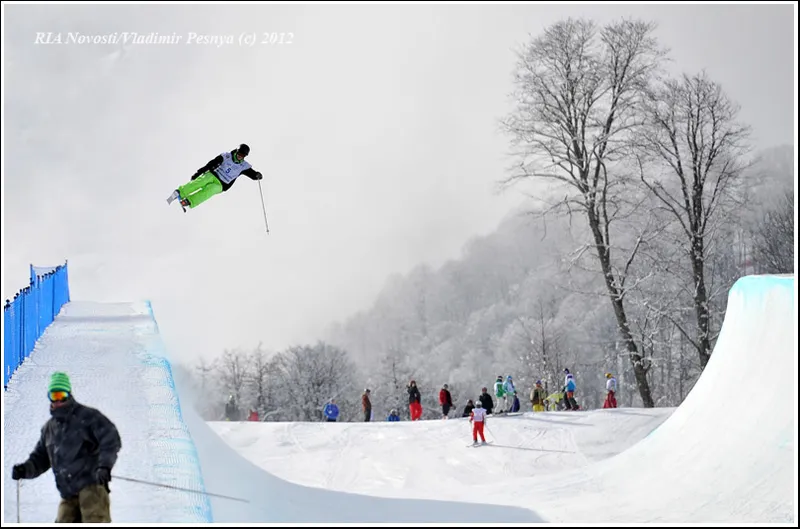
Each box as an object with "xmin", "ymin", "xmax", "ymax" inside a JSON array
[
  {"xmin": 225, "ymin": 401, "xmax": 240, "ymax": 421},
  {"xmin": 479, "ymin": 392, "xmax": 494, "ymax": 413},
  {"xmin": 191, "ymin": 153, "xmax": 262, "ymax": 192},
  {"xmin": 21, "ymin": 398, "xmax": 122, "ymax": 499},
  {"xmin": 407, "ymin": 385, "xmax": 421, "ymax": 405}
]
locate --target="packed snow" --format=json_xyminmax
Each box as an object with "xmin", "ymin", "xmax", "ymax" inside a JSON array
[{"xmin": 2, "ymin": 275, "xmax": 796, "ymax": 523}]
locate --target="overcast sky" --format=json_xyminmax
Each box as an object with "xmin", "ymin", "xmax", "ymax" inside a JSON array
[{"xmin": 2, "ymin": 3, "xmax": 795, "ymax": 365}]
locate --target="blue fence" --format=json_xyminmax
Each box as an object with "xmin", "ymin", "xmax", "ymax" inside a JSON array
[{"xmin": 3, "ymin": 261, "xmax": 71, "ymax": 388}]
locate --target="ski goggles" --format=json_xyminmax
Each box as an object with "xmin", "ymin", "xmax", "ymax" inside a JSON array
[{"xmin": 49, "ymin": 390, "xmax": 70, "ymax": 402}]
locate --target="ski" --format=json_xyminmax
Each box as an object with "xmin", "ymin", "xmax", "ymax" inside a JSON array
[{"xmin": 166, "ymin": 190, "xmax": 189, "ymax": 213}]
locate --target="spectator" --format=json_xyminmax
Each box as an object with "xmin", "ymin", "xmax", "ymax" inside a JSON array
[
  {"xmin": 439, "ymin": 383, "xmax": 454, "ymax": 419},
  {"xmin": 479, "ymin": 387, "xmax": 495, "ymax": 415},
  {"xmin": 493, "ymin": 376, "xmax": 506, "ymax": 413},
  {"xmin": 503, "ymin": 375, "xmax": 517, "ymax": 412},
  {"xmin": 563, "ymin": 369, "xmax": 579, "ymax": 411},
  {"xmin": 225, "ymin": 395, "xmax": 240, "ymax": 421},
  {"xmin": 462, "ymin": 399, "xmax": 475, "ymax": 417},
  {"xmin": 324, "ymin": 398, "xmax": 340, "ymax": 422},
  {"xmin": 603, "ymin": 373, "xmax": 618, "ymax": 409},
  {"xmin": 407, "ymin": 380, "xmax": 423, "ymax": 421},
  {"xmin": 530, "ymin": 380, "xmax": 546, "ymax": 412},
  {"xmin": 362, "ymin": 389, "xmax": 372, "ymax": 422}
]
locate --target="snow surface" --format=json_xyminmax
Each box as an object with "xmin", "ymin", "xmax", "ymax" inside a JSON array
[
  {"xmin": 208, "ymin": 407, "xmax": 674, "ymax": 502},
  {"xmin": 3, "ymin": 274, "xmax": 796, "ymax": 523}
]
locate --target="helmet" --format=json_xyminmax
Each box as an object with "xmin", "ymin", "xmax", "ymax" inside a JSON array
[
  {"xmin": 390, "ymin": 409, "xmax": 397, "ymax": 414},
  {"xmin": 481, "ymin": 387, "xmax": 488, "ymax": 392},
  {"xmin": 475, "ymin": 400, "xmax": 482, "ymax": 407},
  {"xmin": 443, "ymin": 383, "xmax": 448, "ymax": 389},
  {"xmin": 507, "ymin": 375, "xmax": 512, "ymax": 380},
  {"xmin": 535, "ymin": 380, "xmax": 542, "ymax": 385},
  {"xmin": 237, "ymin": 143, "xmax": 250, "ymax": 157},
  {"xmin": 497, "ymin": 375, "xmax": 503, "ymax": 380},
  {"xmin": 564, "ymin": 368, "xmax": 570, "ymax": 374},
  {"xmin": 605, "ymin": 372, "xmax": 612, "ymax": 378},
  {"xmin": 364, "ymin": 388, "xmax": 370, "ymax": 393}
]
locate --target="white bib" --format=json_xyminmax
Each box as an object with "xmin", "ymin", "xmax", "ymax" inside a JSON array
[
  {"xmin": 472, "ymin": 408, "xmax": 487, "ymax": 422},
  {"xmin": 214, "ymin": 152, "xmax": 252, "ymax": 184}
]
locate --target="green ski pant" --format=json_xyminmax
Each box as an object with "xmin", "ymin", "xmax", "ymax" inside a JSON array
[{"xmin": 179, "ymin": 171, "xmax": 223, "ymax": 208}]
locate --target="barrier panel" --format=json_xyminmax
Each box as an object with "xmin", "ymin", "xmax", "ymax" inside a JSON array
[{"xmin": 3, "ymin": 261, "xmax": 71, "ymax": 388}]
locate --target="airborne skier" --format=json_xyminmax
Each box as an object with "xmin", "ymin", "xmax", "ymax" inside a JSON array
[{"xmin": 167, "ymin": 143, "xmax": 263, "ymax": 211}]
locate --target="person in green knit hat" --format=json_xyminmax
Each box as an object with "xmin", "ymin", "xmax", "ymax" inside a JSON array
[{"xmin": 12, "ymin": 372, "xmax": 122, "ymax": 523}]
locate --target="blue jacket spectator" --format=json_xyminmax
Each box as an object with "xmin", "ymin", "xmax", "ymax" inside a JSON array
[
  {"xmin": 387, "ymin": 409, "xmax": 400, "ymax": 422},
  {"xmin": 323, "ymin": 399, "xmax": 339, "ymax": 422}
]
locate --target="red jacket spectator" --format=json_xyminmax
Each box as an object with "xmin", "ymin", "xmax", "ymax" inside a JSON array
[
  {"xmin": 439, "ymin": 384, "xmax": 454, "ymax": 419},
  {"xmin": 247, "ymin": 409, "xmax": 259, "ymax": 422},
  {"xmin": 438, "ymin": 387, "xmax": 453, "ymax": 406}
]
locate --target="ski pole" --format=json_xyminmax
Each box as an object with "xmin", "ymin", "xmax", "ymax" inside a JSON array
[
  {"xmin": 111, "ymin": 475, "xmax": 250, "ymax": 503},
  {"xmin": 257, "ymin": 180, "xmax": 270, "ymax": 235},
  {"xmin": 17, "ymin": 480, "xmax": 20, "ymax": 522},
  {"xmin": 485, "ymin": 423, "xmax": 497, "ymax": 442}
]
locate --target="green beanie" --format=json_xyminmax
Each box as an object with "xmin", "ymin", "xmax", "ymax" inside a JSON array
[{"xmin": 49, "ymin": 372, "xmax": 72, "ymax": 393}]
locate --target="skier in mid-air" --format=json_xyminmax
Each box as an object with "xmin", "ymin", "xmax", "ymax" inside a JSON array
[{"xmin": 167, "ymin": 143, "xmax": 263, "ymax": 211}]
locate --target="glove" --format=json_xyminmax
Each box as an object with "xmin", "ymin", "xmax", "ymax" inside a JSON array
[
  {"xmin": 95, "ymin": 467, "xmax": 111, "ymax": 486},
  {"xmin": 254, "ymin": 172, "xmax": 263, "ymax": 180},
  {"xmin": 12, "ymin": 464, "xmax": 28, "ymax": 480}
]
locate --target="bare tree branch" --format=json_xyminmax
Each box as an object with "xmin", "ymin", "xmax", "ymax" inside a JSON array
[
  {"xmin": 501, "ymin": 17, "xmax": 668, "ymax": 406},
  {"xmin": 637, "ymin": 70, "xmax": 752, "ymax": 367}
]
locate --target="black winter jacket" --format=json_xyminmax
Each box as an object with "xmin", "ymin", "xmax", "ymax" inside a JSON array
[
  {"xmin": 479, "ymin": 392, "xmax": 494, "ymax": 413},
  {"xmin": 225, "ymin": 401, "xmax": 240, "ymax": 421},
  {"xmin": 191, "ymin": 153, "xmax": 262, "ymax": 192},
  {"xmin": 21, "ymin": 398, "xmax": 122, "ymax": 499},
  {"xmin": 407, "ymin": 385, "xmax": 421, "ymax": 405}
]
